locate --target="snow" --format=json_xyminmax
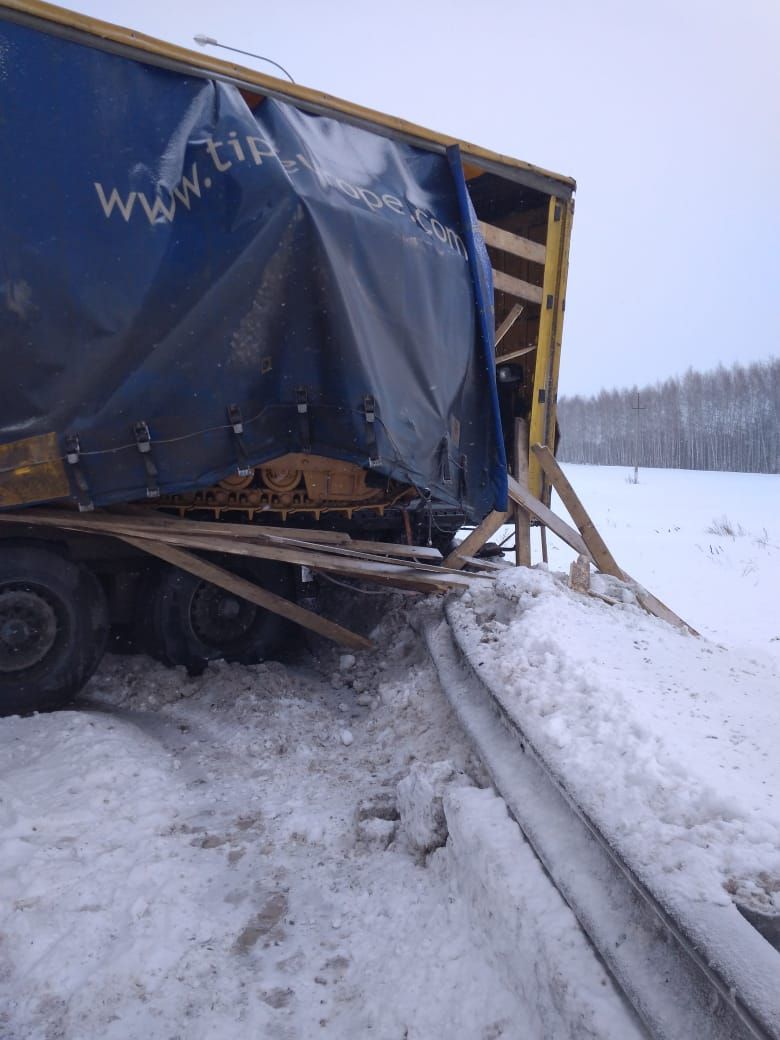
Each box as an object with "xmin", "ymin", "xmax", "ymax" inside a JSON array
[
  {"xmin": 1, "ymin": 464, "xmax": 778, "ymax": 1038},
  {"xmin": 449, "ymin": 566, "xmax": 780, "ymax": 914},
  {"xmin": 0, "ymin": 607, "xmax": 636, "ymax": 1039},
  {"xmin": 548, "ymin": 465, "xmax": 780, "ymax": 663},
  {"xmin": 453, "ymin": 466, "xmax": 780, "ymax": 924}
]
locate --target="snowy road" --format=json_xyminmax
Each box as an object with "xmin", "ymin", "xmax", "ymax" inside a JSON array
[{"xmin": 0, "ymin": 604, "xmax": 637, "ymax": 1040}]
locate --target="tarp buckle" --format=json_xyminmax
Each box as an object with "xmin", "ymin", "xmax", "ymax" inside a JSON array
[
  {"xmin": 227, "ymin": 404, "xmax": 251, "ymax": 477},
  {"xmin": 363, "ymin": 395, "xmax": 380, "ymax": 466},
  {"xmin": 133, "ymin": 421, "xmax": 160, "ymax": 498},
  {"xmin": 296, "ymin": 388, "xmax": 311, "ymax": 452},
  {"xmin": 64, "ymin": 434, "xmax": 93, "ymax": 512}
]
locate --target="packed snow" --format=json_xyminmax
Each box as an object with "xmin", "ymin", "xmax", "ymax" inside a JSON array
[
  {"xmin": 1, "ymin": 464, "xmax": 778, "ymax": 1038},
  {"xmin": 0, "ymin": 606, "xmax": 636, "ymax": 1040}
]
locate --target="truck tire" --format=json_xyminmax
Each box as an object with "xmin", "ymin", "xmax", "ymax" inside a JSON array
[
  {"xmin": 145, "ymin": 558, "xmax": 294, "ymax": 675},
  {"xmin": 0, "ymin": 546, "xmax": 110, "ymax": 716}
]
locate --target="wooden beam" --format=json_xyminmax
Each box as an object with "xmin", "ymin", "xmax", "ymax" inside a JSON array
[
  {"xmin": 340, "ymin": 539, "xmax": 441, "ymax": 561},
  {"xmin": 0, "ymin": 510, "xmax": 476, "ymax": 593},
  {"xmin": 497, "ymin": 344, "xmax": 537, "ymax": 364},
  {"xmin": 507, "ymin": 476, "xmax": 591, "ymax": 559},
  {"xmin": 118, "ymin": 535, "xmax": 372, "ymax": 650},
  {"xmin": 479, "ymin": 222, "xmax": 547, "ymax": 265},
  {"xmin": 529, "ymin": 445, "xmax": 698, "ymax": 634},
  {"xmin": 495, "ymin": 303, "xmax": 524, "ymax": 347},
  {"xmin": 457, "ymin": 554, "xmax": 505, "ymax": 573},
  {"xmin": 491, "ymin": 270, "xmax": 544, "ymax": 306},
  {"xmin": 531, "ymin": 444, "xmax": 623, "ymax": 578},
  {"xmin": 16, "ymin": 508, "xmax": 444, "ymax": 560},
  {"xmin": 444, "ymin": 510, "xmax": 510, "ymax": 570},
  {"xmin": 513, "ymin": 419, "xmax": 532, "ymax": 568},
  {"xmin": 107, "ymin": 508, "xmax": 351, "ymax": 544}
]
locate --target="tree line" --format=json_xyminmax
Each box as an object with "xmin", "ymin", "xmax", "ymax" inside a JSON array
[{"xmin": 557, "ymin": 357, "xmax": 779, "ymax": 473}]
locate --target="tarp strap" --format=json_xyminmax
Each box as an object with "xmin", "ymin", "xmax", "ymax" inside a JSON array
[
  {"xmin": 458, "ymin": 453, "xmax": 468, "ymax": 499},
  {"xmin": 439, "ymin": 436, "xmax": 452, "ymax": 484},
  {"xmin": 133, "ymin": 421, "xmax": 160, "ymax": 499},
  {"xmin": 296, "ymin": 388, "xmax": 311, "ymax": 453},
  {"xmin": 363, "ymin": 395, "xmax": 379, "ymax": 466},
  {"xmin": 227, "ymin": 404, "xmax": 252, "ymax": 477},
  {"xmin": 64, "ymin": 434, "xmax": 94, "ymax": 512}
]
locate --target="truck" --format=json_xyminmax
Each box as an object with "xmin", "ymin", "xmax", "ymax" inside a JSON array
[{"xmin": 0, "ymin": 0, "xmax": 575, "ymax": 714}]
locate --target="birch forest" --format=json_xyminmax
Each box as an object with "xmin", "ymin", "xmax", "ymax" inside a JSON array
[{"xmin": 557, "ymin": 358, "xmax": 779, "ymax": 473}]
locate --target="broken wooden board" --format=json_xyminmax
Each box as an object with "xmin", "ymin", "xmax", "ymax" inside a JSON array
[
  {"xmin": 495, "ymin": 303, "xmax": 524, "ymax": 347},
  {"xmin": 569, "ymin": 554, "xmax": 591, "ymax": 593},
  {"xmin": 108, "ymin": 507, "xmax": 352, "ymax": 544},
  {"xmin": 457, "ymin": 554, "xmax": 506, "ymax": 573},
  {"xmin": 0, "ymin": 510, "xmax": 480, "ymax": 594},
  {"xmin": 9, "ymin": 508, "xmax": 443, "ymax": 561},
  {"xmin": 514, "ymin": 418, "xmax": 532, "ymax": 568},
  {"xmin": 506, "ymin": 477, "xmax": 592, "ymax": 560},
  {"xmin": 444, "ymin": 510, "xmax": 510, "ymax": 570},
  {"xmin": 530, "ymin": 444, "xmax": 698, "ymax": 635},
  {"xmin": 531, "ymin": 444, "xmax": 623, "ymax": 578},
  {"xmin": 118, "ymin": 535, "xmax": 372, "ymax": 650}
]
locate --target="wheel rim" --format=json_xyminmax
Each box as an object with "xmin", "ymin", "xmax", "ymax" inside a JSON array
[
  {"xmin": 0, "ymin": 586, "xmax": 59, "ymax": 673},
  {"xmin": 189, "ymin": 582, "xmax": 257, "ymax": 650}
]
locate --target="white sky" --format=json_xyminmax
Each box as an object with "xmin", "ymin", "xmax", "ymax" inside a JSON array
[{"xmin": 71, "ymin": 0, "xmax": 779, "ymax": 396}]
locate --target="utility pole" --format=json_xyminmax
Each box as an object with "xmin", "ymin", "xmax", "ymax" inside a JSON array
[{"xmin": 632, "ymin": 391, "xmax": 647, "ymax": 483}]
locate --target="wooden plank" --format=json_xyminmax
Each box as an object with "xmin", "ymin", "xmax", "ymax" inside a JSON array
[
  {"xmin": 444, "ymin": 510, "xmax": 510, "ymax": 570},
  {"xmin": 479, "ymin": 222, "xmax": 547, "ymax": 265},
  {"xmin": 14, "ymin": 508, "xmax": 444, "ymax": 560},
  {"xmin": 53, "ymin": 521, "xmax": 465, "ymax": 591},
  {"xmin": 497, "ymin": 344, "xmax": 537, "ymax": 363},
  {"xmin": 260, "ymin": 533, "xmax": 473, "ymax": 578},
  {"xmin": 495, "ymin": 303, "xmax": 524, "ymax": 347},
  {"xmin": 529, "ymin": 445, "xmax": 698, "ymax": 634},
  {"xmin": 345, "ymin": 540, "xmax": 442, "ymax": 561},
  {"xmin": 531, "ymin": 444, "xmax": 623, "ymax": 578},
  {"xmin": 514, "ymin": 419, "xmax": 532, "ymax": 568},
  {"xmin": 118, "ymin": 535, "xmax": 372, "ymax": 650},
  {"xmin": 109, "ymin": 509, "xmax": 351, "ymax": 544},
  {"xmin": 0, "ymin": 510, "xmax": 479, "ymax": 594},
  {"xmin": 458, "ymin": 554, "xmax": 505, "ymax": 573},
  {"xmin": 507, "ymin": 476, "xmax": 591, "ymax": 559},
  {"xmin": 491, "ymin": 270, "xmax": 544, "ymax": 306}
]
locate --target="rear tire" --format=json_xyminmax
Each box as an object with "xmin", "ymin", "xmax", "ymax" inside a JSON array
[
  {"xmin": 0, "ymin": 546, "xmax": 109, "ymax": 716},
  {"xmin": 144, "ymin": 557, "xmax": 294, "ymax": 674}
]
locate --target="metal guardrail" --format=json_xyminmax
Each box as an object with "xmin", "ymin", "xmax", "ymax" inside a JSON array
[{"xmin": 420, "ymin": 606, "xmax": 780, "ymax": 1040}]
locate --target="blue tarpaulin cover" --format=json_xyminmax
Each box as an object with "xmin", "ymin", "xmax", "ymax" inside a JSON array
[{"xmin": 0, "ymin": 16, "xmax": 506, "ymax": 517}]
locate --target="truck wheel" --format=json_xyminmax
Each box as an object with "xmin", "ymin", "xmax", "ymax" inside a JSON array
[
  {"xmin": 0, "ymin": 547, "xmax": 109, "ymax": 716},
  {"xmin": 146, "ymin": 558, "xmax": 294, "ymax": 674}
]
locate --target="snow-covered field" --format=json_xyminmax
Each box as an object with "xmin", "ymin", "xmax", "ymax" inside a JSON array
[
  {"xmin": 544, "ymin": 464, "xmax": 780, "ymax": 664},
  {"xmin": 1, "ymin": 465, "xmax": 778, "ymax": 1039}
]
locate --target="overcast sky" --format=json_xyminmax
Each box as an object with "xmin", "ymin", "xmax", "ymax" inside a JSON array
[{"xmin": 71, "ymin": 0, "xmax": 779, "ymax": 396}]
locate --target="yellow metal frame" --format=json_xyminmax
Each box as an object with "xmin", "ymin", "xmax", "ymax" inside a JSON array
[{"xmin": 527, "ymin": 196, "xmax": 574, "ymax": 501}]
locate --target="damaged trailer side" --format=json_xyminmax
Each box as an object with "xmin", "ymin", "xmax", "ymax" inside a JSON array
[{"xmin": 0, "ymin": 0, "xmax": 575, "ymax": 713}]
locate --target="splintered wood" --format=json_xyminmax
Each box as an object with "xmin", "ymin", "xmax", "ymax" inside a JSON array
[{"xmin": 0, "ymin": 508, "xmax": 497, "ymax": 649}]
